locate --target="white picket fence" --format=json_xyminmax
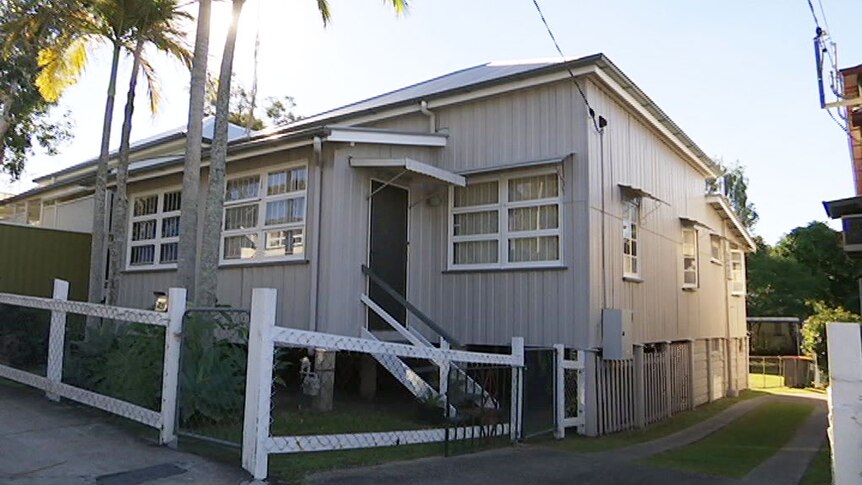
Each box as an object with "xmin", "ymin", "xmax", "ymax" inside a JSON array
[
  {"xmin": 826, "ymin": 322, "xmax": 862, "ymax": 485},
  {"xmin": 0, "ymin": 280, "xmax": 186, "ymax": 445},
  {"xmin": 240, "ymin": 288, "xmax": 525, "ymax": 481}
]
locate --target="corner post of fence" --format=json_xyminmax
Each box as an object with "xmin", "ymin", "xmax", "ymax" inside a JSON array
[
  {"xmin": 633, "ymin": 344, "xmax": 645, "ymax": 428},
  {"xmin": 826, "ymin": 322, "xmax": 862, "ymax": 485},
  {"xmin": 439, "ymin": 339, "xmax": 450, "ymax": 417},
  {"xmin": 553, "ymin": 343, "xmax": 565, "ymax": 439},
  {"xmin": 159, "ymin": 287, "xmax": 185, "ymax": 446},
  {"xmin": 576, "ymin": 350, "xmax": 586, "ymax": 435},
  {"xmin": 583, "ymin": 350, "xmax": 599, "ymax": 437},
  {"xmin": 243, "ymin": 288, "xmax": 277, "ymax": 481},
  {"xmin": 45, "ymin": 279, "xmax": 70, "ymax": 401},
  {"xmin": 510, "ymin": 336, "xmax": 524, "ymax": 442}
]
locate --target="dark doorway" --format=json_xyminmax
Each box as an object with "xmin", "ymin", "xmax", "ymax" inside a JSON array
[{"xmin": 367, "ymin": 181, "xmax": 408, "ymax": 330}]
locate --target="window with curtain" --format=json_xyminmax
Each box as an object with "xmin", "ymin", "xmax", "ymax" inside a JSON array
[
  {"xmin": 449, "ymin": 169, "xmax": 562, "ymax": 269},
  {"xmin": 128, "ymin": 189, "xmax": 181, "ymax": 269},
  {"xmin": 729, "ymin": 249, "xmax": 746, "ymax": 295},
  {"xmin": 623, "ymin": 200, "xmax": 640, "ymax": 278},
  {"xmin": 221, "ymin": 163, "xmax": 307, "ymax": 264},
  {"xmin": 682, "ymin": 227, "xmax": 698, "ymax": 288}
]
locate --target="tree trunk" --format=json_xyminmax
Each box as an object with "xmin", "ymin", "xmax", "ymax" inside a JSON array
[
  {"xmin": 88, "ymin": 42, "xmax": 122, "ymax": 305},
  {"xmin": 106, "ymin": 39, "xmax": 144, "ymax": 306},
  {"xmin": 196, "ymin": 0, "xmax": 245, "ymax": 306},
  {"xmin": 176, "ymin": 0, "xmax": 212, "ymax": 299},
  {"xmin": 0, "ymin": 84, "xmax": 17, "ymax": 166}
]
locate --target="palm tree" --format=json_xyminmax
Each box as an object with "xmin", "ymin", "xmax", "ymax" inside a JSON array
[
  {"xmin": 105, "ymin": 0, "xmax": 192, "ymax": 305},
  {"xmin": 194, "ymin": 0, "xmax": 408, "ymax": 306},
  {"xmin": 34, "ymin": 0, "xmax": 142, "ymax": 304},
  {"xmin": 175, "ymin": 0, "xmax": 211, "ymax": 299}
]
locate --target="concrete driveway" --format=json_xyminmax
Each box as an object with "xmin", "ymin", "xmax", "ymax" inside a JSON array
[{"xmin": 0, "ymin": 381, "xmax": 249, "ymax": 485}]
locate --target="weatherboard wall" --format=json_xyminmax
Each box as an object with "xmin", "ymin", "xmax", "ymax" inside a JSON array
[{"xmin": 585, "ymin": 79, "xmax": 748, "ymax": 349}]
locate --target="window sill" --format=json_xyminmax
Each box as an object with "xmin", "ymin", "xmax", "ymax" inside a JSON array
[
  {"xmin": 731, "ymin": 292, "xmax": 746, "ymax": 298},
  {"xmin": 623, "ymin": 275, "xmax": 643, "ymax": 283},
  {"xmin": 123, "ymin": 266, "xmax": 177, "ymax": 274},
  {"xmin": 219, "ymin": 258, "xmax": 310, "ymax": 269},
  {"xmin": 443, "ymin": 265, "xmax": 567, "ymax": 274},
  {"xmin": 682, "ymin": 286, "xmax": 698, "ymax": 292},
  {"xmin": 710, "ymin": 258, "xmax": 723, "ymax": 266}
]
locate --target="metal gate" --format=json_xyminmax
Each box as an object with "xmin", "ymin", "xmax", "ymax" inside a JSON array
[
  {"xmin": 522, "ymin": 347, "xmax": 556, "ymax": 439},
  {"xmin": 444, "ymin": 362, "xmax": 512, "ymax": 456},
  {"xmin": 175, "ymin": 308, "xmax": 250, "ymax": 453}
]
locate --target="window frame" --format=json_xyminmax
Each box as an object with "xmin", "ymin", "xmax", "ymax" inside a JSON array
[
  {"xmin": 729, "ymin": 248, "xmax": 746, "ymax": 296},
  {"xmin": 126, "ymin": 187, "xmax": 182, "ymax": 271},
  {"xmin": 447, "ymin": 167, "xmax": 564, "ymax": 270},
  {"xmin": 622, "ymin": 198, "xmax": 641, "ymax": 280},
  {"xmin": 709, "ymin": 234, "xmax": 723, "ymax": 265},
  {"xmin": 219, "ymin": 161, "xmax": 308, "ymax": 266},
  {"xmin": 681, "ymin": 227, "xmax": 699, "ymax": 290}
]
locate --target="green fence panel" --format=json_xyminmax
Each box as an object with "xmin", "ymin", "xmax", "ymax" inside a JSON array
[{"xmin": 0, "ymin": 223, "xmax": 91, "ymax": 300}]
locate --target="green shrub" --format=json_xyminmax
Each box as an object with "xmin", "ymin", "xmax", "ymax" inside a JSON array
[
  {"xmin": 0, "ymin": 304, "xmax": 50, "ymax": 369},
  {"xmin": 802, "ymin": 301, "xmax": 862, "ymax": 370}
]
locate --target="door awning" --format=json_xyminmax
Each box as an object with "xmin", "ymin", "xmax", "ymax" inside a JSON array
[{"xmin": 349, "ymin": 157, "xmax": 466, "ymax": 187}]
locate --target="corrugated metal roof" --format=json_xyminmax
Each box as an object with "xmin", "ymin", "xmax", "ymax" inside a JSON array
[{"xmin": 257, "ymin": 57, "xmax": 589, "ymax": 135}]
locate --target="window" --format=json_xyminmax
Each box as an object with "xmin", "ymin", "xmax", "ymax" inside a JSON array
[
  {"xmin": 449, "ymin": 170, "xmax": 561, "ymax": 269},
  {"xmin": 729, "ymin": 249, "xmax": 746, "ymax": 296},
  {"xmin": 221, "ymin": 163, "xmax": 307, "ymax": 264},
  {"xmin": 128, "ymin": 189, "xmax": 181, "ymax": 269},
  {"xmin": 682, "ymin": 227, "xmax": 698, "ymax": 288},
  {"xmin": 710, "ymin": 234, "xmax": 722, "ymax": 264},
  {"xmin": 622, "ymin": 200, "xmax": 640, "ymax": 278}
]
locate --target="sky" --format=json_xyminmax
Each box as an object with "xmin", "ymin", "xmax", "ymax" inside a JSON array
[{"xmin": 2, "ymin": 0, "xmax": 860, "ymax": 245}]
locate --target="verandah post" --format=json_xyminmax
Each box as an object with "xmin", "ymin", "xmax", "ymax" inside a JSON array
[
  {"xmin": 242, "ymin": 288, "xmax": 277, "ymax": 480},
  {"xmin": 46, "ymin": 279, "xmax": 69, "ymax": 401},
  {"xmin": 160, "ymin": 287, "xmax": 186, "ymax": 446},
  {"xmin": 510, "ymin": 336, "xmax": 524, "ymax": 442},
  {"xmin": 554, "ymin": 343, "xmax": 565, "ymax": 439}
]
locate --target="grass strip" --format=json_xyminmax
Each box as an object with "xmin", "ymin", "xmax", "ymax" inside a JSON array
[
  {"xmin": 800, "ymin": 442, "xmax": 832, "ymax": 485},
  {"xmin": 645, "ymin": 401, "xmax": 813, "ymax": 478},
  {"xmin": 548, "ymin": 389, "xmax": 766, "ymax": 453}
]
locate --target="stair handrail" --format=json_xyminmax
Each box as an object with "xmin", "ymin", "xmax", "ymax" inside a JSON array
[{"xmin": 361, "ymin": 264, "xmax": 462, "ymax": 348}]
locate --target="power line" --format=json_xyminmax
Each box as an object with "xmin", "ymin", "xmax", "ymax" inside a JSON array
[
  {"xmin": 530, "ymin": 0, "xmax": 603, "ymax": 133},
  {"xmin": 828, "ymin": 109, "xmax": 862, "ymax": 145},
  {"xmin": 816, "ymin": 0, "xmax": 832, "ymax": 40}
]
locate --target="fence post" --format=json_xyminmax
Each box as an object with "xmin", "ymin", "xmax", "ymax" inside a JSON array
[
  {"xmin": 663, "ymin": 342, "xmax": 672, "ymax": 417},
  {"xmin": 46, "ymin": 279, "xmax": 70, "ymax": 401},
  {"xmin": 510, "ymin": 336, "xmax": 524, "ymax": 442},
  {"xmin": 159, "ymin": 287, "xmax": 185, "ymax": 446},
  {"xmin": 554, "ymin": 344, "xmax": 565, "ymax": 439},
  {"xmin": 688, "ymin": 339, "xmax": 695, "ymax": 410},
  {"xmin": 583, "ymin": 350, "xmax": 599, "ymax": 437},
  {"xmin": 439, "ymin": 340, "xmax": 450, "ymax": 417},
  {"xmin": 633, "ymin": 344, "xmax": 644, "ymax": 428},
  {"xmin": 243, "ymin": 288, "xmax": 277, "ymax": 481},
  {"xmin": 826, "ymin": 323, "xmax": 862, "ymax": 485}
]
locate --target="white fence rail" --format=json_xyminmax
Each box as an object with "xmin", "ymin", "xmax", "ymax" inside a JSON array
[
  {"xmin": 0, "ymin": 280, "xmax": 185, "ymax": 445},
  {"xmin": 241, "ymin": 288, "xmax": 525, "ymax": 480},
  {"xmin": 826, "ymin": 322, "xmax": 862, "ymax": 485}
]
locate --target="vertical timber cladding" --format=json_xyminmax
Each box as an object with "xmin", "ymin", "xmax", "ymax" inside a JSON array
[{"xmin": 0, "ymin": 223, "xmax": 91, "ymax": 300}]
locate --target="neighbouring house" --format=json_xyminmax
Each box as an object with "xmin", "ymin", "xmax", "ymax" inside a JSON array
[{"xmin": 0, "ymin": 54, "xmax": 755, "ymax": 434}]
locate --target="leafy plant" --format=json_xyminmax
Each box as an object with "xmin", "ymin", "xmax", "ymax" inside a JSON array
[
  {"xmin": 0, "ymin": 304, "xmax": 50, "ymax": 368},
  {"xmin": 801, "ymin": 301, "xmax": 862, "ymax": 370}
]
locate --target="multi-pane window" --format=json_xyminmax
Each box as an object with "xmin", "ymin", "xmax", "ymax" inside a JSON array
[
  {"xmin": 128, "ymin": 190, "xmax": 181, "ymax": 268},
  {"xmin": 449, "ymin": 170, "xmax": 561, "ymax": 268},
  {"xmin": 623, "ymin": 200, "xmax": 640, "ymax": 278},
  {"xmin": 682, "ymin": 227, "xmax": 698, "ymax": 288},
  {"xmin": 729, "ymin": 249, "xmax": 746, "ymax": 296},
  {"xmin": 221, "ymin": 164, "xmax": 307, "ymax": 263},
  {"xmin": 710, "ymin": 234, "xmax": 722, "ymax": 263}
]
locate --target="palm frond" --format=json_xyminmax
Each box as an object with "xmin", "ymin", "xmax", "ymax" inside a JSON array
[
  {"xmin": 35, "ymin": 36, "xmax": 91, "ymax": 102},
  {"xmin": 316, "ymin": 0, "xmax": 331, "ymax": 26},
  {"xmin": 137, "ymin": 53, "xmax": 161, "ymax": 114}
]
